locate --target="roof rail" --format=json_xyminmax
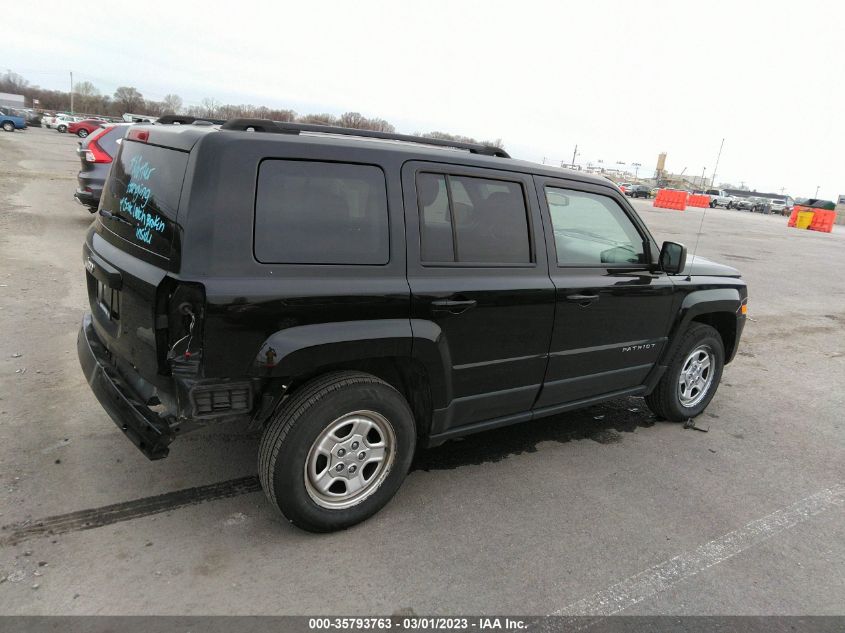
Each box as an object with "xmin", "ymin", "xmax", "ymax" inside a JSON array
[
  {"xmin": 219, "ymin": 118, "xmax": 510, "ymax": 158},
  {"xmin": 157, "ymin": 114, "xmax": 226, "ymax": 125}
]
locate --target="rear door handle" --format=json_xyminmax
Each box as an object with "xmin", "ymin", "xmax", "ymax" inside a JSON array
[
  {"xmin": 565, "ymin": 293, "xmax": 600, "ymax": 305},
  {"xmin": 431, "ymin": 298, "xmax": 477, "ymax": 316}
]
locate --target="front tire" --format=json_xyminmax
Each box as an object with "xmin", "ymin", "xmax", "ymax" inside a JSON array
[
  {"xmin": 259, "ymin": 371, "xmax": 416, "ymax": 532},
  {"xmin": 77, "ymin": 129, "xmax": 89, "ymax": 138},
  {"xmin": 646, "ymin": 323, "xmax": 724, "ymax": 421},
  {"xmin": 2, "ymin": 122, "xmax": 14, "ymax": 132},
  {"xmin": 57, "ymin": 125, "xmax": 67, "ymax": 133}
]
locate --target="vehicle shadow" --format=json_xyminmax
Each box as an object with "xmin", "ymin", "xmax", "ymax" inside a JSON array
[{"xmin": 412, "ymin": 396, "xmax": 660, "ymax": 472}]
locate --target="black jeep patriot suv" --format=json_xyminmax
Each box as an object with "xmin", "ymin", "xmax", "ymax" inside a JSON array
[{"xmin": 78, "ymin": 119, "xmax": 747, "ymax": 532}]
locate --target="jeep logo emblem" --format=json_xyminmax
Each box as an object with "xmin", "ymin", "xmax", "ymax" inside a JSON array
[{"xmin": 85, "ymin": 257, "xmax": 95, "ymax": 274}]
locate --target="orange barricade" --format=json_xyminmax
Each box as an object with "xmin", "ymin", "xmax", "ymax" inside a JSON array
[
  {"xmin": 787, "ymin": 207, "xmax": 799, "ymax": 227},
  {"xmin": 688, "ymin": 194, "xmax": 710, "ymax": 208},
  {"xmin": 809, "ymin": 209, "xmax": 836, "ymax": 233},
  {"xmin": 653, "ymin": 189, "xmax": 687, "ymax": 211}
]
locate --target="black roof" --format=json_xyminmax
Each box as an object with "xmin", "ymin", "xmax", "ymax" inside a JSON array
[{"xmin": 135, "ymin": 118, "xmax": 618, "ymax": 192}]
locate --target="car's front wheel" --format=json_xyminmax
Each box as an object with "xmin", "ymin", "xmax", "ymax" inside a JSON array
[
  {"xmin": 57, "ymin": 125, "xmax": 67, "ymax": 133},
  {"xmin": 2, "ymin": 122, "xmax": 14, "ymax": 132},
  {"xmin": 78, "ymin": 129, "xmax": 89, "ymax": 138},
  {"xmin": 646, "ymin": 323, "xmax": 724, "ymax": 422},
  {"xmin": 259, "ymin": 371, "xmax": 416, "ymax": 532}
]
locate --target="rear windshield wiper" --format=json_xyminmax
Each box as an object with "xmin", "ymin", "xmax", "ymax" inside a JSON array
[{"xmin": 99, "ymin": 209, "xmax": 132, "ymax": 226}]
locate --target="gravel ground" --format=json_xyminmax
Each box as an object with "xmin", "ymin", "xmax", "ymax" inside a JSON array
[{"xmin": 0, "ymin": 127, "xmax": 843, "ymax": 615}]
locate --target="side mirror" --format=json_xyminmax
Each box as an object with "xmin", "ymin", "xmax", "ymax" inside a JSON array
[{"xmin": 659, "ymin": 241, "xmax": 687, "ymax": 274}]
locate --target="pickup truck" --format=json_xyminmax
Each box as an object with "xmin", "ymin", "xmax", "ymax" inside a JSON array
[
  {"xmin": 0, "ymin": 107, "xmax": 27, "ymax": 132},
  {"xmin": 705, "ymin": 189, "xmax": 735, "ymax": 209}
]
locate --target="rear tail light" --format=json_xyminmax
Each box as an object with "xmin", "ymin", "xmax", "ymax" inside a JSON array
[{"xmin": 84, "ymin": 128, "xmax": 112, "ymax": 164}]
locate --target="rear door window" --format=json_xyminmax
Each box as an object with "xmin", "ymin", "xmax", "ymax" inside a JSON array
[
  {"xmin": 418, "ymin": 173, "xmax": 531, "ymax": 265},
  {"xmin": 98, "ymin": 140, "xmax": 188, "ymax": 260},
  {"xmin": 254, "ymin": 160, "xmax": 389, "ymax": 265}
]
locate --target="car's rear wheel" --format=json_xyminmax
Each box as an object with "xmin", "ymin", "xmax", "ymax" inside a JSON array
[
  {"xmin": 2, "ymin": 122, "xmax": 14, "ymax": 132},
  {"xmin": 57, "ymin": 125, "xmax": 67, "ymax": 133},
  {"xmin": 77, "ymin": 129, "xmax": 89, "ymax": 138},
  {"xmin": 646, "ymin": 323, "xmax": 724, "ymax": 422},
  {"xmin": 259, "ymin": 371, "xmax": 416, "ymax": 532}
]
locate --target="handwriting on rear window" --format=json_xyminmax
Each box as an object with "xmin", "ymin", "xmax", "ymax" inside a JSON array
[{"xmin": 119, "ymin": 154, "xmax": 166, "ymax": 245}]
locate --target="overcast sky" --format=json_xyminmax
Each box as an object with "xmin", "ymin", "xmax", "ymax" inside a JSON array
[{"xmin": 4, "ymin": 0, "xmax": 843, "ymax": 199}]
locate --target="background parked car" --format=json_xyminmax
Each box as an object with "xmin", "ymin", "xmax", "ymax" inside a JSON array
[
  {"xmin": 750, "ymin": 197, "xmax": 772, "ymax": 214},
  {"xmin": 625, "ymin": 184, "xmax": 651, "ymax": 198},
  {"xmin": 74, "ymin": 123, "xmax": 127, "ymax": 211},
  {"xmin": 0, "ymin": 107, "xmax": 27, "ymax": 131},
  {"xmin": 68, "ymin": 119, "xmax": 105, "ymax": 138},
  {"xmin": 706, "ymin": 189, "xmax": 736, "ymax": 209},
  {"xmin": 769, "ymin": 197, "xmax": 793, "ymax": 215},
  {"xmin": 55, "ymin": 115, "xmax": 81, "ymax": 133},
  {"xmin": 733, "ymin": 197, "xmax": 755, "ymax": 211}
]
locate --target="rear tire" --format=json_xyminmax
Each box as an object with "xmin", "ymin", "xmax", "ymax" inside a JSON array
[
  {"xmin": 259, "ymin": 371, "xmax": 416, "ymax": 532},
  {"xmin": 77, "ymin": 129, "xmax": 89, "ymax": 138},
  {"xmin": 57, "ymin": 125, "xmax": 67, "ymax": 133},
  {"xmin": 2, "ymin": 122, "xmax": 14, "ymax": 132},
  {"xmin": 646, "ymin": 323, "xmax": 724, "ymax": 422}
]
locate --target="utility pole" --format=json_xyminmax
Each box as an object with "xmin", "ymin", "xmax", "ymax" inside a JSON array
[
  {"xmin": 815, "ymin": 185, "xmax": 820, "ymax": 198},
  {"xmin": 632, "ymin": 162, "xmax": 641, "ymax": 178},
  {"xmin": 700, "ymin": 167, "xmax": 707, "ymax": 190},
  {"xmin": 69, "ymin": 71, "xmax": 74, "ymax": 114},
  {"xmin": 571, "ymin": 144, "xmax": 579, "ymax": 167}
]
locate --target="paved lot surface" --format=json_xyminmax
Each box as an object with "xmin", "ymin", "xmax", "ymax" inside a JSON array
[{"xmin": 0, "ymin": 127, "xmax": 843, "ymax": 615}]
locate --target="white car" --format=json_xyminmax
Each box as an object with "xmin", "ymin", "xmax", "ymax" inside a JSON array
[
  {"xmin": 54, "ymin": 115, "xmax": 80, "ymax": 133},
  {"xmin": 706, "ymin": 189, "xmax": 736, "ymax": 209},
  {"xmin": 769, "ymin": 198, "xmax": 794, "ymax": 216}
]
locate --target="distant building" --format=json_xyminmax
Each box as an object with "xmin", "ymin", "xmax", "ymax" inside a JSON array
[
  {"xmin": 0, "ymin": 92, "xmax": 25, "ymax": 109},
  {"xmin": 724, "ymin": 188, "xmax": 791, "ymax": 201}
]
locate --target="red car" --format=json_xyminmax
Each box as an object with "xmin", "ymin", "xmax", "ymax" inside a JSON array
[{"xmin": 66, "ymin": 119, "xmax": 104, "ymax": 138}]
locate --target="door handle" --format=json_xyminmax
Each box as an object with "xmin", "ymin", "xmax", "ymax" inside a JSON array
[
  {"xmin": 565, "ymin": 293, "xmax": 600, "ymax": 306},
  {"xmin": 431, "ymin": 298, "xmax": 477, "ymax": 316}
]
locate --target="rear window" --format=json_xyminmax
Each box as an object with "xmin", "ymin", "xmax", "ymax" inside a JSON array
[
  {"xmin": 254, "ymin": 160, "xmax": 389, "ymax": 265},
  {"xmin": 98, "ymin": 140, "xmax": 188, "ymax": 259}
]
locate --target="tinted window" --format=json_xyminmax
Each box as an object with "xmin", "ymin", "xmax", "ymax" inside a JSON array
[
  {"xmin": 546, "ymin": 188, "xmax": 646, "ymax": 266},
  {"xmin": 418, "ymin": 173, "xmax": 531, "ymax": 264},
  {"xmin": 417, "ymin": 173, "xmax": 455, "ymax": 262},
  {"xmin": 255, "ymin": 161, "xmax": 389, "ymax": 265},
  {"xmin": 99, "ymin": 140, "xmax": 188, "ymax": 259}
]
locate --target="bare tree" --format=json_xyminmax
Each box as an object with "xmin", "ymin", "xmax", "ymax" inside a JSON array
[
  {"xmin": 366, "ymin": 117, "xmax": 395, "ymax": 133},
  {"xmin": 338, "ymin": 111, "xmax": 367, "ymax": 128},
  {"xmin": 0, "ymin": 71, "xmax": 29, "ymax": 93},
  {"xmin": 73, "ymin": 81, "xmax": 100, "ymax": 113},
  {"xmin": 113, "ymin": 86, "xmax": 144, "ymax": 112},
  {"xmin": 420, "ymin": 130, "xmax": 503, "ymax": 149},
  {"xmin": 201, "ymin": 97, "xmax": 220, "ymax": 118},
  {"xmin": 298, "ymin": 112, "xmax": 337, "ymax": 126},
  {"xmin": 162, "ymin": 94, "xmax": 183, "ymax": 114},
  {"xmin": 269, "ymin": 108, "xmax": 297, "ymax": 122}
]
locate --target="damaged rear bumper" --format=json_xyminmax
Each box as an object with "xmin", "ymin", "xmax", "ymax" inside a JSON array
[{"xmin": 77, "ymin": 313, "xmax": 174, "ymax": 460}]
